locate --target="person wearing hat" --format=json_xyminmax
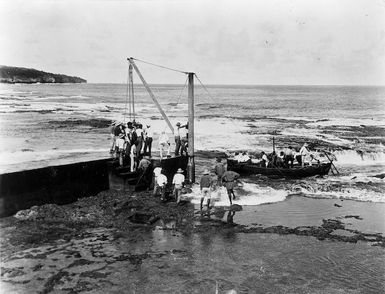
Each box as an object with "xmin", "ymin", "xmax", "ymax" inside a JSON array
[
  {"xmin": 200, "ymin": 169, "xmax": 212, "ymax": 210},
  {"xmin": 138, "ymin": 155, "xmax": 151, "ymax": 171},
  {"xmin": 172, "ymin": 168, "xmax": 185, "ymax": 204},
  {"xmin": 143, "ymin": 124, "xmax": 153, "ymax": 156},
  {"xmin": 174, "ymin": 122, "xmax": 182, "ymax": 156},
  {"xmin": 156, "ymin": 169, "xmax": 168, "ymax": 201}
]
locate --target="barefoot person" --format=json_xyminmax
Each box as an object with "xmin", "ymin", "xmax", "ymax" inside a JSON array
[
  {"xmin": 200, "ymin": 169, "xmax": 212, "ymax": 210},
  {"xmin": 221, "ymin": 170, "xmax": 240, "ymax": 205}
]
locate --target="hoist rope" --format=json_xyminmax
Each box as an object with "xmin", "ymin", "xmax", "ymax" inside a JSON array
[
  {"xmin": 131, "ymin": 57, "xmax": 189, "ymax": 75},
  {"xmin": 124, "ymin": 65, "xmax": 130, "ymax": 123}
]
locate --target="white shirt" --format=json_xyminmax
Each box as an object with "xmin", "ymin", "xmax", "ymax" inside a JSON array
[
  {"xmin": 179, "ymin": 127, "xmax": 187, "ymax": 138},
  {"xmin": 238, "ymin": 154, "xmax": 250, "ymax": 162},
  {"xmin": 172, "ymin": 173, "xmax": 185, "ymax": 185},
  {"xmin": 262, "ymin": 154, "xmax": 269, "ymax": 162},
  {"xmin": 157, "ymin": 174, "xmax": 168, "ymax": 186},
  {"xmin": 174, "ymin": 127, "xmax": 180, "ymax": 137},
  {"xmin": 145, "ymin": 127, "xmax": 153, "ymax": 138},
  {"xmin": 300, "ymin": 145, "xmax": 310, "ymax": 156},
  {"xmin": 153, "ymin": 167, "xmax": 162, "ymax": 177},
  {"xmin": 135, "ymin": 128, "xmax": 143, "ymax": 138}
]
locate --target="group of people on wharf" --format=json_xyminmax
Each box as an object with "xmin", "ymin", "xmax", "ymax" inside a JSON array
[
  {"xmin": 109, "ymin": 120, "xmax": 189, "ymax": 171},
  {"xmin": 232, "ymin": 143, "xmax": 321, "ymax": 168}
]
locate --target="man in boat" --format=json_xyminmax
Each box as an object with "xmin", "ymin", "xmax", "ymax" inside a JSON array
[
  {"xmin": 214, "ymin": 157, "xmax": 226, "ymax": 186},
  {"xmin": 221, "ymin": 170, "xmax": 240, "ymax": 205},
  {"xmin": 172, "ymin": 168, "xmax": 185, "ymax": 204},
  {"xmin": 174, "ymin": 122, "xmax": 182, "ymax": 156},
  {"xmin": 143, "ymin": 124, "xmax": 153, "ymax": 156},
  {"xmin": 284, "ymin": 146, "xmax": 295, "ymax": 168},
  {"xmin": 239, "ymin": 152, "xmax": 251, "ymax": 163},
  {"xmin": 200, "ymin": 169, "xmax": 212, "ymax": 210},
  {"xmin": 260, "ymin": 151, "xmax": 269, "ymax": 168},
  {"xmin": 299, "ymin": 143, "xmax": 311, "ymax": 167},
  {"xmin": 115, "ymin": 125, "xmax": 126, "ymax": 166},
  {"xmin": 158, "ymin": 131, "xmax": 171, "ymax": 159}
]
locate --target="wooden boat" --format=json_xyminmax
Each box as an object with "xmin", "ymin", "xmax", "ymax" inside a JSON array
[
  {"xmin": 109, "ymin": 58, "xmax": 195, "ymax": 190},
  {"xmin": 227, "ymin": 158, "xmax": 332, "ymax": 178}
]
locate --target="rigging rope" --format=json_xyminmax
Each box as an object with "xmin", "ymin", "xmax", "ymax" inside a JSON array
[
  {"xmin": 131, "ymin": 57, "xmax": 189, "ymax": 75},
  {"xmin": 175, "ymin": 76, "xmax": 189, "ymax": 106},
  {"xmin": 194, "ymin": 73, "xmax": 257, "ymax": 149},
  {"xmin": 124, "ymin": 65, "xmax": 130, "ymax": 123}
]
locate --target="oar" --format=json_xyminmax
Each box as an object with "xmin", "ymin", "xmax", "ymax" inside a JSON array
[{"xmin": 324, "ymin": 152, "xmax": 339, "ymax": 174}]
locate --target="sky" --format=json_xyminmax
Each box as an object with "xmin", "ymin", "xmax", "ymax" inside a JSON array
[{"xmin": 1, "ymin": 0, "xmax": 384, "ymax": 85}]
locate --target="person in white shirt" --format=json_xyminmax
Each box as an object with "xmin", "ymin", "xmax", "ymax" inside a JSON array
[
  {"xmin": 299, "ymin": 143, "xmax": 310, "ymax": 167},
  {"xmin": 172, "ymin": 168, "xmax": 185, "ymax": 204},
  {"xmin": 238, "ymin": 152, "xmax": 250, "ymax": 163},
  {"xmin": 158, "ymin": 131, "xmax": 170, "ymax": 159},
  {"xmin": 152, "ymin": 165, "xmax": 163, "ymax": 196},
  {"xmin": 156, "ymin": 171, "xmax": 168, "ymax": 201},
  {"xmin": 143, "ymin": 124, "xmax": 153, "ymax": 156},
  {"xmin": 130, "ymin": 145, "xmax": 137, "ymax": 172}
]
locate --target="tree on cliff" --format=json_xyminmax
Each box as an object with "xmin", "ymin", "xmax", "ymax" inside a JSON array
[{"xmin": 0, "ymin": 65, "xmax": 87, "ymax": 84}]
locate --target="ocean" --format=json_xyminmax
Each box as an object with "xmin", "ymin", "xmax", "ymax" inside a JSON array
[
  {"xmin": 1, "ymin": 82, "xmax": 385, "ymax": 293},
  {"xmin": 0, "ymin": 83, "xmax": 384, "ymax": 204}
]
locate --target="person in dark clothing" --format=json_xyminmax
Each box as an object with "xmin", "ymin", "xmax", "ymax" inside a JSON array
[
  {"xmin": 200, "ymin": 169, "xmax": 212, "ymax": 210},
  {"xmin": 285, "ymin": 146, "xmax": 295, "ymax": 168},
  {"xmin": 174, "ymin": 122, "xmax": 182, "ymax": 156},
  {"xmin": 143, "ymin": 124, "xmax": 153, "ymax": 156},
  {"xmin": 214, "ymin": 157, "xmax": 226, "ymax": 186},
  {"xmin": 221, "ymin": 170, "xmax": 240, "ymax": 205}
]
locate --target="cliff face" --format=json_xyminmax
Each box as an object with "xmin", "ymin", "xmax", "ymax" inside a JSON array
[{"xmin": 0, "ymin": 66, "xmax": 87, "ymax": 84}]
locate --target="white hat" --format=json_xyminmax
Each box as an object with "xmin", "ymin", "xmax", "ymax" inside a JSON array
[
  {"xmin": 203, "ymin": 169, "xmax": 210, "ymax": 175},
  {"xmin": 177, "ymin": 168, "xmax": 183, "ymax": 173}
]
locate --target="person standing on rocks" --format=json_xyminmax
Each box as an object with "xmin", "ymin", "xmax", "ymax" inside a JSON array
[
  {"xmin": 200, "ymin": 169, "xmax": 212, "ymax": 210},
  {"xmin": 172, "ymin": 168, "xmax": 185, "ymax": 204},
  {"xmin": 156, "ymin": 170, "xmax": 168, "ymax": 201},
  {"xmin": 221, "ymin": 170, "xmax": 240, "ymax": 205},
  {"xmin": 152, "ymin": 164, "xmax": 162, "ymax": 196}
]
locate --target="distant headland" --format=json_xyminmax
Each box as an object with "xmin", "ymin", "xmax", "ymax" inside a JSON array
[{"xmin": 0, "ymin": 65, "xmax": 87, "ymax": 84}]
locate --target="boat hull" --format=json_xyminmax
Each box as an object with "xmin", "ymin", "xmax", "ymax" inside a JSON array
[{"xmin": 227, "ymin": 159, "xmax": 332, "ymax": 178}]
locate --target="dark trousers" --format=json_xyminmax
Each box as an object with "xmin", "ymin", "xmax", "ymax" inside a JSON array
[
  {"xmin": 181, "ymin": 137, "xmax": 188, "ymax": 155},
  {"xmin": 144, "ymin": 137, "xmax": 153, "ymax": 156},
  {"xmin": 175, "ymin": 136, "xmax": 181, "ymax": 156},
  {"xmin": 135, "ymin": 139, "xmax": 143, "ymax": 164}
]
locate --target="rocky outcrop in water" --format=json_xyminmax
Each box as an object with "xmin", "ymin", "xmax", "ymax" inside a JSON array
[{"xmin": 0, "ymin": 65, "xmax": 86, "ymax": 84}]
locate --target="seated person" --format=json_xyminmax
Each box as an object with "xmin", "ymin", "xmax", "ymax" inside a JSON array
[
  {"xmin": 260, "ymin": 151, "xmax": 269, "ymax": 167},
  {"xmin": 276, "ymin": 151, "xmax": 285, "ymax": 167},
  {"xmin": 284, "ymin": 146, "xmax": 295, "ymax": 168}
]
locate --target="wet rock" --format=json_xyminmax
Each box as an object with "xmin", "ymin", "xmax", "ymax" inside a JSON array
[
  {"xmin": 334, "ymin": 203, "xmax": 342, "ymax": 207},
  {"xmin": 229, "ymin": 204, "xmax": 243, "ymax": 211}
]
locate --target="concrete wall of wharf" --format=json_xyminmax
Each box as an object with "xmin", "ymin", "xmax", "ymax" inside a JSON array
[{"xmin": 0, "ymin": 159, "xmax": 110, "ymax": 217}]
